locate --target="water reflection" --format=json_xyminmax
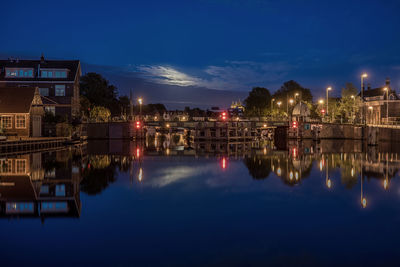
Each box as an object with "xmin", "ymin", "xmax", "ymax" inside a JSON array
[{"xmin": 1, "ymin": 139, "xmax": 400, "ymax": 221}]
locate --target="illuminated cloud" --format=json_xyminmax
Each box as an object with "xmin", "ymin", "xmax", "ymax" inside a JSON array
[{"xmin": 135, "ymin": 61, "xmax": 292, "ymax": 91}]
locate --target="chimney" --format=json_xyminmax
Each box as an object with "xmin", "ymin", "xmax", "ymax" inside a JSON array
[{"xmin": 40, "ymin": 53, "xmax": 45, "ymax": 63}]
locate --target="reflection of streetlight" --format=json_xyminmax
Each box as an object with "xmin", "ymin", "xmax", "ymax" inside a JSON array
[
  {"xmin": 277, "ymin": 167, "xmax": 282, "ymax": 176},
  {"xmin": 138, "ymin": 167, "xmax": 143, "ymax": 182},
  {"xmin": 277, "ymin": 101, "xmax": 282, "ymax": 107}
]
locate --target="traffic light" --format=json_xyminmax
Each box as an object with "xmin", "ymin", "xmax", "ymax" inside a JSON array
[
  {"xmin": 136, "ymin": 121, "xmax": 141, "ymax": 129},
  {"xmin": 292, "ymin": 121, "xmax": 298, "ymax": 129},
  {"xmin": 221, "ymin": 112, "xmax": 227, "ymax": 121},
  {"xmin": 321, "ymin": 109, "xmax": 326, "ymax": 115}
]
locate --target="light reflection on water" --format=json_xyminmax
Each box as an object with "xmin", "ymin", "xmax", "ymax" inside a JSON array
[{"xmin": 1, "ymin": 140, "xmax": 400, "ymax": 265}]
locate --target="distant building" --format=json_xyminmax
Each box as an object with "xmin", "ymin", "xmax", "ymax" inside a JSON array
[
  {"xmin": 0, "ymin": 55, "xmax": 81, "ymax": 119},
  {"xmin": 0, "ymin": 87, "xmax": 44, "ymax": 137},
  {"xmin": 292, "ymin": 102, "xmax": 310, "ymax": 122},
  {"xmin": 228, "ymin": 100, "xmax": 245, "ymax": 117},
  {"xmin": 360, "ymin": 78, "xmax": 400, "ymax": 124}
]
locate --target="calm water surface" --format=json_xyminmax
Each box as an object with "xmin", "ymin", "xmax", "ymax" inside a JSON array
[{"xmin": 1, "ymin": 140, "xmax": 400, "ymax": 266}]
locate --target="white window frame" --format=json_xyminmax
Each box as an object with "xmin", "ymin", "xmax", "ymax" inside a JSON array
[
  {"xmin": 41, "ymin": 69, "xmax": 68, "ymax": 79},
  {"xmin": 0, "ymin": 159, "xmax": 12, "ymax": 174},
  {"xmin": 16, "ymin": 159, "xmax": 26, "ymax": 174},
  {"xmin": 15, "ymin": 115, "xmax": 26, "ymax": 129},
  {"xmin": 1, "ymin": 115, "xmax": 13, "ymax": 129}
]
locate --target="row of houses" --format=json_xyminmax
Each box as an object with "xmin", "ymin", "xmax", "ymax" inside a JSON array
[{"xmin": 0, "ymin": 55, "xmax": 81, "ymax": 137}]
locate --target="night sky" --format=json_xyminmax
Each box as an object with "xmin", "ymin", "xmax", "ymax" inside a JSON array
[{"xmin": 2, "ymin": 0, "xmax": 400, "ymax": 106}]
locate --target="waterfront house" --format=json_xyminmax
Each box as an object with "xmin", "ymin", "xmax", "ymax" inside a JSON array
[
  {"xmin": 0, "ymin": 87, "xmax": 45, "ymax": 138},
  {"xmin": 0, "ymin": 55, "xmax": 81, "ymax": 119},
  {"xmin": 360, "ymin": 78, "xmax": 400, "ymax": 124}
]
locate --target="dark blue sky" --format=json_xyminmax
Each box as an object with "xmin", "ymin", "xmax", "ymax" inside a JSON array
[{"xmin": 2, "ymin": 0, "xmax": 400, "ymax": 101}]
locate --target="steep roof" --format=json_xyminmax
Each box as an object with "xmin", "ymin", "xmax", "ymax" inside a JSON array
[
  {"xmin": 0, "ymin": 87, "xmax": 37, "ymax": 113},
  {"xmin": 0, "ymin": 59, "xmax": 80, "ymax": 82},
  {"xmin": 358, "ymin": 87, "xmax": 399, "ymax": 99}
]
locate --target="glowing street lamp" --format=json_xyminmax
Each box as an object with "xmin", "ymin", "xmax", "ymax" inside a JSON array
[
  {"xmin": 277, "ymin": 101, "xmax": 282, "ymax": 108},
  {"xmin": 319, "ymin": 99, "xmax": 324, "ymax": 105},
  {"xmin": 138, "ymin": 97, "xmax": 143, "ymax": 118},
  {"xmin": 361, "ymin": 73, "xmax": 368, "ymax": 124},
  {"xmin": 383, "ymin": 87, "xmax": 389, "ymax": 124},
  {"xmin": 326, "ymin": 87, "xmax": 332, "ymax": 121}
]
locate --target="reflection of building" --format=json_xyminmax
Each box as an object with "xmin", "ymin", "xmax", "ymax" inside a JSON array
[
  {"xmin": 0, "ymin": 151, "xmax": 81, "ymax": 219},
  {"xmin": 0, "ymin": 87, "xmax": 45, "ymax": 137}
]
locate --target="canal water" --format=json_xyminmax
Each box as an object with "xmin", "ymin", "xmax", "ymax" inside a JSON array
[{"xmin": 1, "ymin": 140, "xmax": 400, "ymax": 266}]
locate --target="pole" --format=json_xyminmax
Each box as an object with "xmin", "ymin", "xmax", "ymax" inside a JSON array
[
  {"xmin": 386, "ymin": 89, "xmax": 389, "ymax": 125},
  {"xmin": 361, "ymin": 76, "xmax": 365, "ymax": 125}
]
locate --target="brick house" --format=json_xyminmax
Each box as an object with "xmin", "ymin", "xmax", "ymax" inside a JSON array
[
  {"xmin": 0, "ymin": 55, "xmax": 81, "ymax": 119},
  {"xmin": 0, "ymin": 87, "xmax": 44, "ymax": 137}
]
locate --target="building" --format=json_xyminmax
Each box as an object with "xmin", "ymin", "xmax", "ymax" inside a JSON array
[
  {"xmin": 228, "ymin": 100, "xmax": 245, "ymax": 117},
  {"xmin": 0, "ymin": 87, "xmax": 44, "ymax": 138},
  {"xmin": 0, "ymin": 55, "xmax": 81, "ymax": 119},
  {"xmin": 360, "ymin": 78, "xmax": 400, "ymax": 124}
]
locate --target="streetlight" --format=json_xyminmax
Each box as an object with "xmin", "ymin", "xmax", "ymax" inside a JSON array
[
  {"xmin": 277, "ymin": 101, "xmax": 282, "ymax": 108},
  {"xmin": 271, "ymin": 98, "xmax": 275, "ymax": 115},
  {"xmin": 138, "ymin": 97, "xmax": 143, "ymax": 119},
  {"xmin": 361, "ymin": 73, "xmax": 368, "ymax": 124},
  {"xmin": 351, "ymin": 95, "xmax": 355, "ymax": 124},
  {"xmin": 288, "ymin": 98, "xmax": 294, "ymax": 118},
  {"xmin": 383, "ymin": 87, "xmax": 389, "ymax": 125},
  {"xmin": 326, "ymin": 87, "xmax": 332, "ymax": 122}
]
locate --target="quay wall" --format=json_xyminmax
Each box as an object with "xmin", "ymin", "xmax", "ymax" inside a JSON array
[{"xmin": 86, "ymin": 122, "xmax": 143, "ymax": 139}]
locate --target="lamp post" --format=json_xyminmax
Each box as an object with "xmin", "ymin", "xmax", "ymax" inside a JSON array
[
  {"xmin": 326, "ymin": 87, "xmax": 332, "ymax": 122},
  {"xmin": 361, "ymin": 73, "xmax": 368, "ymax": 124},
  {"xmin": 351, "ymin": 95, "xmax": 355, "ymax": 124},
  {"xmin": 383, "ymin": 87, "xmax": 388, "ymax": 125},
  {"xmin": 138, "ymin": 97, "xmax": 143, "ymax": 119},
  {"xmin": 288, "ymin": 98, "xmax": 294, "ymax": 119},
  {"xmin": 271, "ymin": 98, "xmax": 275, "ymax": 116},
  {"xmin": 368, "ymin": 106, "xmax": 373, "ymax": 125}
]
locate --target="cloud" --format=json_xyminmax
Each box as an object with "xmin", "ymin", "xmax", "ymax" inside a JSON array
[{"xmin": 135, "ymin": 60, "xmax": 293, "ymax": 90}]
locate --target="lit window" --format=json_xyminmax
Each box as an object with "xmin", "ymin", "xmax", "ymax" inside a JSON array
[
  {"xmin": 40, "ymin": 185, "xmax": 49, "ymax": 194},
  {"xmin": 0, "ymin": 159, "xmax": 12, "ymax": 173},
  {"xmin": 48, "ymin": 71, "xmax": 53, "ymax": 78},
  {"xmin": 45, "ymin": 106, "xmax": 55, "ymax": 115},
  {"xmin": 41, "ymin": 70, "xmax": 48, "ymax": 78},
  {"xmin": 39, "ymin": 88, "xmax": 49, "ymax": 96},
  {"xmin": 6, "ymin": 202, "xmax": 34, "ymax": 213},
  {"xmin": 1, "ymin": 116, "xmax": 12, "ymax": 129},
  {"xmin": 16, "ymin": 159, "xmax": 26, "ymax": 173},
  {"xmin": 55, "ymin": 184, "xmax": 66, "ymax": 196},
  {"xmin": 55, "ymin": 85, "xmax": 65, "ymax": 96},
  {"xmin": 15, "ymin": 115, "xmax": 26, "ymax": 128},
  {"xmin": 5, "ymin": 68, "xmax": 34, "ymax": 78}
]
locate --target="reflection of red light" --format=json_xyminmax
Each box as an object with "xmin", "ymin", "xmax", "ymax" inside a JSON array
[
  {"xmin": 136, "ymin": 148, "xmax": 140, "ymax": 158},
  {"xmin": 136, "ymin": 121, "xmax": 141, "ymax": 129},
  {"xmin": 221, "ymin": 157, "xmax": 227, "ymax": 169},
  {"xmin": 88, "ymin": 163, "xmax": 91, "ymax": 169},
  {"xmin": 292, "ymin": 148, "xmax": 297, "ymax": 157},
  {"xmin": 321, "ymin": 109, "xmax": 325, "ymax": 114}
]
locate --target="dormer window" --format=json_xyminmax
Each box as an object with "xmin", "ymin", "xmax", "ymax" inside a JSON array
[
  {"xmin": 5, "ymin": 68, "xmax": 34, "ymax": 78},
  {"xmin": 41, "ymin": 69, "xmax": 68, "ymax": 78}
]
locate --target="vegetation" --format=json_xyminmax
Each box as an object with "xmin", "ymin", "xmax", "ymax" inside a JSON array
[
  {"xmin": 90, "ymin": 106, "xmax": 111, "ymax": 122},
  {"xmin": 244, "ymin": 87, "xmax": 272, "ymax": 117}
]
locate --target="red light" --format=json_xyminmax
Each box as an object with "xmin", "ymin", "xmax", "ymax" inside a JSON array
[
  {"xmin": 292, "ymin": 148, "xmax": 297, "ymax": 157},
  {"xmin": 136, "ymin": 148, "xmax": 140, "ymax": 158},
  {"xmin": 136, "ymin": 121, "xmax": 141, "ymax": 129},
  {"xmin": 222, "ymin": 116, "xmax": 226, "ymax": 120},
  {"xmin": 321, "ymin": 109, "xmax": 326, "ymax": 114},
  {"xmin": 221, "ymin": 157, "xmax": 227, "ymax": 169},
  {"xmin": 292, "ymin": 121, "xmax": 298, "ymax": 129}
]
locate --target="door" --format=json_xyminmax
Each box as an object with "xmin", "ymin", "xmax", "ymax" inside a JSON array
[{"xmin": 32, "ymin": 115, "xmax": 42, "ymax": 137}]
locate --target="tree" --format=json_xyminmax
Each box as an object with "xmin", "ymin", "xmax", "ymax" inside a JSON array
[
  {"xmin": 244, "ymin": 87, "xmax": 272, "ymax": 117},
  {"xmin": 80, "ymin": 73, "xmax": 120, "ymax": 115},
  {"xmin": 272, "ymin": 80, "xmax": 313, "ymax": 116},
  {"xmin": 337, "ymin": 83, "xmax": 361, "ymax": 123},
  {"xmin": 90, "ymin": 106, "xmax": 111, "ymax": 122}
]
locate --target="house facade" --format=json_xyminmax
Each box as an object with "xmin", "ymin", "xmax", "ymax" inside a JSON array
[
  {"xmin": 0, "ymin": 87, "xmax": 44, "ymax": 137},
  {"xmin": 361, "ymin": 78, "xmax": 400, "ymax": 124},
  {"xmin": 0, "ymin": 55, "xmax": 81, "ymax": 119}
]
